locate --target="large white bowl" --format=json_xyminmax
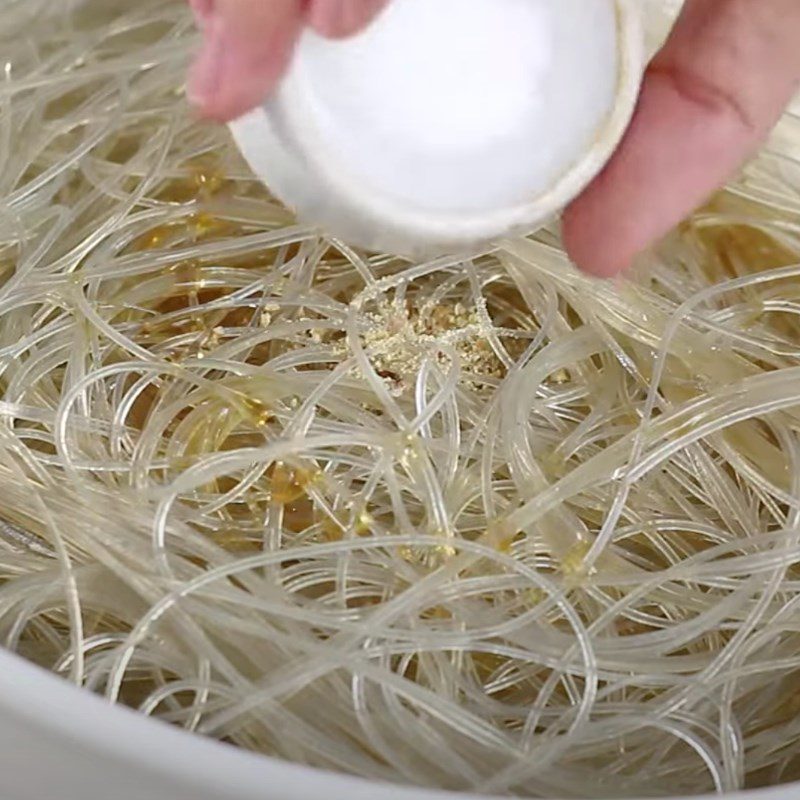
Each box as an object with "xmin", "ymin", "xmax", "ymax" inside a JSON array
[
  {"xmin": 0, "ymin": 647, "xmax": 796, "ymax": 800},
  {"xmin": 2, "ymin": 3, "xmax": 790, "ymax": 800}
]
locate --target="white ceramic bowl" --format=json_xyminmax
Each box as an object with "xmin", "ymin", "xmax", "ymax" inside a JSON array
[
  {"xmin": 9, "ymin": 4, "xmax": 786, "ymax": 800},
  {"xmin": 0, "ymin": 647, "xmax": 796, "ymax": 800},
  {"xmin": 230, "ymin": 0, "xmax": 644, "ymax": 257}
]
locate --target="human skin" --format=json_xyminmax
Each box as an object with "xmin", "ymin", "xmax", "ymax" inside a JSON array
[{"xmin": 187, "ymin": 0, "xmax": 800, "ymax": 278}]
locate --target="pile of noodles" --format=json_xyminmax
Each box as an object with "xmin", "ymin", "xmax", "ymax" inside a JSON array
[{"xmin": 3, "ymin": 0, "xmax": 800, "ymax": 796}]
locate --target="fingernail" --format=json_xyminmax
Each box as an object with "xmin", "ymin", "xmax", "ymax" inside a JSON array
[
  {"xmin": 309, "ymin": 0, "xmax": 373, "ymax": 37},
  {"xmin": 339, "ymin": 0, "xmax": 364, "ymax": 32},
  {"xmin": 188, "ymin": 28, "xmax": 224, "ymax": 109},
  {"xmin": 307, "ymin": 0, "xmax": 344, "ymax": 36}
]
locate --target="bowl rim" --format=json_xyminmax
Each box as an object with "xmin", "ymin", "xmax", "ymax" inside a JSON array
[{"xmin": 0, "ymin": 647, "xmax": 797, "ymax": 800}]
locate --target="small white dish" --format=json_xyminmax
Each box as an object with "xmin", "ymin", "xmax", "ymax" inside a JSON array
[{"xmin": 230, "ymin": 0, "xmax": 644, "ymax": 256}]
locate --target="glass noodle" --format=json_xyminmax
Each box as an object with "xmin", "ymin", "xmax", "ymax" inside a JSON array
[{"xmin": 1, "ymin": 0, "xmax": 800, "ymax": 796}]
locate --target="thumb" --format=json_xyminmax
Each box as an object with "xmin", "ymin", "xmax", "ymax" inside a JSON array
[{"xmin": 563, "ymin": 0, "xmax": 800, "ymax": 277}]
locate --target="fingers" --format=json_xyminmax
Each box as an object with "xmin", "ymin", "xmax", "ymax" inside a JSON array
[
  {"xmin": 563, "ymin": 0, "xmax": 800, "ymax": 277},
  {"xmin": 188, "ymin": 0, "xmax": 304, "ymax": 122},
  {"xmin": 188, "ymin": 0, "xmax": 389, "ymax": 123},
  {"xmin": 305, "ymin": 0, "xmax": 390, "ymax": 39}
]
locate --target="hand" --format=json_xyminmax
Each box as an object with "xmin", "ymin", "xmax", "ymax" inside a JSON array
[
  {"xmin": 563, "ymin": 0, "xmax": 800, "ymax": 276},
  {"xmin": 188, "ymin": 0, "xmax": 800, "ymax": 277},
  {"xmin": 187, "ymin": 1, "xmax": 388, "ymax": 123}
]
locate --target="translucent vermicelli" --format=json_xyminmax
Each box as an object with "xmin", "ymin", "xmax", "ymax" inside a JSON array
[{"xmin": 4, "ymin": 0, "xmax": 800, "ymax": 796}]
